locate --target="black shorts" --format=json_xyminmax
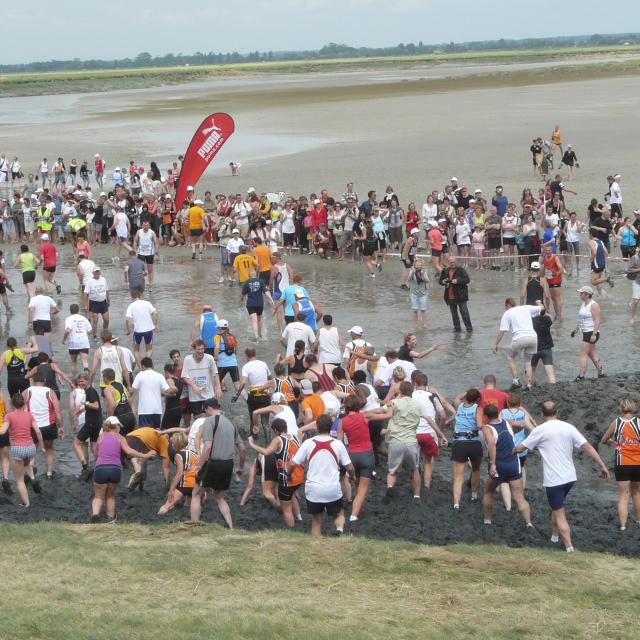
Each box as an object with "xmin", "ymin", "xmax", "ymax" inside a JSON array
[
  {"xmin": 247, "ymin": 306, "xmax": 264, "ymax": 316},
  {"xmin": 531, "ymin": 348, "xmax": 553, "ymax": 367},
  {"xmin": 259, "ymin": 453, "xmax": 278, "ymax": 483},
  {"xmin": 548, "ymin": 282, "xmax": 561, "ymax": 289},
  {"xmin": 76, "ymin": 422, "xmax": 102, "ymax": 443},
  {"xmin": 0, "ymin": 284, "xmax": 5, "ymax": 294},
  {"xmin": 582, "ymin": 331, "xmax": 600, "ymax": 343},
  {"xmin": 622, "ymin": 245, "xmax": 636, "ymax": 259},
  {"xmin": 283, "ymin": 233, "xmax": 295, "ymax": 247},
  {"xmin": 614, "ymin": 465, "xmax": 640, "ymax": 482},
  {"xmin": 610, "ymin": 203, "xmax": 622, "ymax": 217},
  {"xmin": 451, "ymin": 440, "xmax": 483, "ymax": 467},
  {"xmin": 115, "ymin": 410, "xmax": 136, "ymax": 436},
  {"xmin": 591, "ymin": 263, "xmax": 605, "ymax": 274},
  {"xmin": 377, "ymin": 238, "xmax": 387, "ymax": 251},
  {"xmin": 8, "ymin": 377, "xmax": 29, "ymax": 398},
  {"xmin": 37, "ymin": 424, "xmax": 58, "ymax": 442},
  {"xmin": 402, "ymin": 258, "xmax": 414, "ymax": 269},
  {"xmin": 44, "ymin": 266, "xmax": 56, "ymax": 273},
  {"xmin": 138, "ymin": 414, "xmax": 161, "ymax": 429},
  {"xmin": 189, "ymin": 401, "xmax": 205, "ymax": 415},
  {"xmin": 306, "ymin": 497, "xmax": 343, "ymax": 517},
  {"xmin": 161, "ymin": 407, "xmax": 183, "ymax": 430},
  {"xmin": 94, "ymin": 464, "xmax": 122, "ymax": 484},
  {"xmin": 32, "ymin": 319, "xmax": 51, "ymax": 334},
  {"xmin": 137, "ymin": 254, "xmax": 154, "ymax": 264},
  {"xmin": 350, "ymin": 450, "xmax": 375, "ymax": 479},
  {"xmin": 363, "ymin": 242, "xmax": 377, "ymax": 257},
  {"xmin": 190, "ymin": 229, "xmax": 203, "ymax": 237},
  {"xmin": 89, "ymin": 299, "xmax": 109, "ymax": 315},
  {"xmin": 431, "ymin": 248, "xmax": 442, "ymax": 257},
  {"xmin": 177, "ymin": 486, "xmax": 193, "ymax": 497},
  {"xmin": 278, "ymin": 483, "xmax": 301, "ymax": 501},
  {"xmin": 0, "ymin": 432, "xmax": 9, "ymax": 448},
  {"xmin": 487, "ymin": 236, "xmax": 502, "ymax": 250},
  {"xmin": 502, "ymin": 237, "xmax": 516, "ymax": 246},
  {"xmin": 69, "ymin": 348, "xmax": 90, "ymax": 355},
  {"xmin": 22, "ymin": 271, "xmax": 36, "ymax": 285},
  {"xmin": 125, "ymin": 436, "xmax": 149, "ymax": 454},
  {"xmin": 218, "ymin": 366, "xmax": 239, "ymax": 382},
  {"xmin": 202, "ymin": 458, "xmax": 234, "ymax": 490}
]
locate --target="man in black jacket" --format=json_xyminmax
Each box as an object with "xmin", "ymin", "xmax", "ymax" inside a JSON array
[{"xmin": 438, "ymin": 255, "xmax": 473, "ymax": 332}]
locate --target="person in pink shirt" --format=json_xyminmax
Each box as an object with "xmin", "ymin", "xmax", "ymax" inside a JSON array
[{"xmin": 38, "ymin": 233, "xmax": 61, "ymax": 294}]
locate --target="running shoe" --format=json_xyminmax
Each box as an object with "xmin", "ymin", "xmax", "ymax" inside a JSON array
[
  {"xmin": 128, "ymin": 472, "xmax": 143, "ymax": 490},
  {"xmin": 1, "ymin": 479, "xmax": 12, "ymax": 494},
  {"xmin": 46, "ymin": 471, "xmax": 56, "ymax": 480},
  {"xmin": 574, "ymin": 375, "xmax": 585, "ymax": 382},
  {"xmin": 509, "ymin": 380, "xmax": 522, "ymax": 390},
  {"xmin": 382, "ymin": 487, "xmax": 396, "ymax": 504},
  {"xmin": 191, "ymin": 253, "xmax": 196, "ymax": 260},
  {"xmin": 55, "ymin": 284, "xmax": 62, "ymax": 294},
  {"xmin": 607, "ymin": 276, "xmax": 614, "ymax": 288},
  {"xmin": 90, "ymin": 514, "xmax": 101, "ymax": 523},
  {"xmin": 81, "ymin": 467, "xmax": 93, "ymax": 482}
]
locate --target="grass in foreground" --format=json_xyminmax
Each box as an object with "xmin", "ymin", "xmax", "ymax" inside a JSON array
[{"xmin": 0, "ymin": 522, "xmax": 637, "ymax": 640}]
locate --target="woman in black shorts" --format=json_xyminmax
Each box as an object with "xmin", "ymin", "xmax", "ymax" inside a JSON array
[
  {"xmin": 600, "ymin": 398, "xmax": 640, "ymax": 531},
  {"xmin": 161, "ymin": 363, "xmax": 184, "ymax": 429}
]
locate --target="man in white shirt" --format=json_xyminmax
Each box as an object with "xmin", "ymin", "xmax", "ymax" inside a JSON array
[
  {"xmin": 493, "ymin": 297, "xmax": 544, "ymax": 391},
  {"xmin": 27, "ymin": 286, "xmax": 59, "ymax": 338},
  {"xmin": 85, "ymin": 266, "xmax": 110, "ymax": 340},
  {"xmin": 280, "ymin": 312, "xmax": 316, "ymax": 357},
  {"xmin": 608, "ymin": 173, "xmax": 623, "ymax": 217},
  {"xmin": 133, "ymin": 219, "xmax": 160, "ymax": 290},
  {"xmin": 110, "ymin": 206, "xmax": 132, "ymax": 257},
  {"xmin": 77, "ymin": 254, "xmax": 97, "ymax": 300},
  {"xmin": 315, "ymin": 314, "xmax": 344, "ymax": 365},
  {"xmin": 515, "ymin": 401, "xmax": 609, "ymax": 553},
  {"xmin": 231, "ymin": 193, "xmax": 252, "ymax": 238},
  {"xmin": 62, "ymin": 303, "xmax": 92, "ymax": 375},
  {"xmin": 373, "ymin": 350, "xmax": 416, "ymax": 398},
  {"xmin": 341, "ymin": 325, "xmax": 379, "ymax": 371},
  {"xmin": 288, "ymin": 414, "xmax": 355, "ymax": 536},
  {"xmin": 236, "ymin": 347, "xmax": 275, "ymax": 429},
  {"xmin": 125, "ymin": 291, "xmax": 158, "ymax": 368},
  {"xmin": 181, "ymin": 339, "xmax": 223, "ymax": 415},
  {"xmin": 131, "ymin": 357, "xmax": 172, "ymax": 429}
]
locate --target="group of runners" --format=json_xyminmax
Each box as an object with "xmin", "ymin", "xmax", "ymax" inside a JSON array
[{"xmin": 0, "ymin": 149, "xmax": 637, "ymax": 550}]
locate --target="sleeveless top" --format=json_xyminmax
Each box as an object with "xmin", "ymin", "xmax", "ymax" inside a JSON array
[
  {"xmin": 502, "ymin": 408, "xmax": 527, "ymax": 457},
  {"xmin": 311, "ymin": 365, "xmax": 335, "ymax": 393},
  {"xmin": 19, "ymin": 253, "xmax": 36, "ymax": 272},
  {"xmin": 96, "ymin": 432, "xmax": 122, "ymax": 468},
  {"xmin": 199, "ymin": 312, "xmax": 218, "ymax": 349},
  {"xmin": 543, "ymin": 254, "xmax": 562, "ymax": 286},
  {"xmin": 273, "ymin": 264, "xmax": 290, "ymax": 298},
  {"xmin": 288, "ymin": 353, "xmax": 307, "ymax": 376},
  {"xmin": 613, "ymin": 417, "xmax": 640, "ymax": 467},
  {"xmin": 109, "ymin": 381, "xmax": 132, "ymax": 416},
  {"xmin": 592, "ymin": 239, "xmax": 606, "ymax": 270},
  {"xmin": 274, "ymin": 376, "xmax": 296, "ymax": 403},
  {"xmin": 26, "ymin": 386, "xmax": 55, "ymax": 428},
  {"xmin": 454, "ymin": 403, "xmax": 479, "ymax": 440},
  {"xmin": 275, "ymin": 434, "xmax": 304, "ymax": 487},
  {"xmin": 4, "ymin": 349, "xmax": 25, "ymax": 378},
  {"xmin": 491, "ymin": 420, "xmax": 521, "ymax": 479},
  {"xmin": 37, "ymin": 363, "xmax": 59, "ymax": 393},
  {"xmin": 99, "ymin": 345, "xmax": 123, "ymax": 382},
  {"xmin": 525, "ymin": 277, "xmax": 544, "ymax": 306},
  {"xmin": 176, "ymin": 449, "xmax": 199, "ymax": 489},
  {"xmin": 297, "ymin": 298, "xmax": 317, "ymax": 332},
  {"xmin": 578, "ymin": 301, "xmax": 595, "ymax": 333}
]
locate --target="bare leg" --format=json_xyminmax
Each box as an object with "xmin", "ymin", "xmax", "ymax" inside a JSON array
[
  {"xmin": 12, "ymin": 459, "xmax": 28, "ymax": 506},
  {"xmin": 92, "ymin": 482, "xmax": 107, "ymax": 516},
  {"xmin": 552, "ymin": 508, "xmax": 573, "ymax": 550}
]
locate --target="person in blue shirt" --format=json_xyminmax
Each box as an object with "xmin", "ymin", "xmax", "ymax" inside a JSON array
[
  {"xmin": 278, "ymin": 276, "xmax": 310, "ymax": 325},
  {"xmin": 292, "ymin": 289, "xmax": 320, "ymax": 332},
  {"xmin": 491, "ymin": 185, "xmax": 509, "ymax": 218},
  {"xmin": 190, "ymin": 304, "xmax": 218, "ymax": 355},
  {"xmin": 242, "ymin": 269, "xmax": 274, "ymax": 341}
]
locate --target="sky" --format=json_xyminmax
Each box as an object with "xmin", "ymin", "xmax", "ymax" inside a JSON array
[{"xmin": 2, "ymin": 0, "xmax": 640, "ymax": 64}]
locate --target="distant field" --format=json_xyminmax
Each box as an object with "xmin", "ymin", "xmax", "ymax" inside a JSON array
[
  {"xmin": 2, "ymin": 45, "xmax": 640, "ymax": 96},
  {"xmin": 0, "ymin": 521, "xmax": 637, "ymax": 640}
]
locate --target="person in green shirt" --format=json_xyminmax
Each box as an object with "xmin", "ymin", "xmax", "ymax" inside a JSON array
[
  {"xmin": 374, "ymin": 380, "xmax": 427, "ymax": 501},
  {"xmin": 13, "ymin": 244, "xmax": 40, "ymax": 299}
]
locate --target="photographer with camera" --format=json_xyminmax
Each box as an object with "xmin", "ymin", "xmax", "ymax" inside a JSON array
[{"xmin": 438, "ymin": 255, "xmax": 473, "ymax": 333}]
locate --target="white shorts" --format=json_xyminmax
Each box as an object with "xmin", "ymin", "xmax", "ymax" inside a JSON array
[
  {"xmin": 509, "ymin": 335, "xmax": 538, "ymax": 359},
  {"xmin": 632, "ymin": 280, "xmax": 640, "ymax": 300}
]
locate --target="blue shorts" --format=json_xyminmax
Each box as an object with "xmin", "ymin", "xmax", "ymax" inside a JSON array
[
  {"xmin": 133, "ymin": 330, "xmax": 153, "ymax": 345},
  {"xmin": 89, "ymin": 299, "xmax": 109, "ymax": 315},
  {"xmin": 94, "ymin": 464, "xmax": 122, "ymax": 484},
  {"xmin": 138, "ymin": 413, "xmax": 161, "ymax": 429},
  {"xmin": 273, "ymin": 291, "xmax": 282, "ymax": 301},
  {"xmin": 545, "ymin": 481, "xmax": 575, "ymax": 511}
]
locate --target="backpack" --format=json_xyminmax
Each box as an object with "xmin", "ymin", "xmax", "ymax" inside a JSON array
[{"xmin": 220, "ymin": 333, "xmax": 237, "ymax": 356}]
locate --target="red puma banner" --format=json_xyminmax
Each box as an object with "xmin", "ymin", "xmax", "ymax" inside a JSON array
[{"xmin": 176, "ymin": 112, "xmax": 235, "ymax": 207}]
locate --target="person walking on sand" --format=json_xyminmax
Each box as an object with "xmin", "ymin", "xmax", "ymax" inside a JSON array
[
  {"xmin": 600, "ymin": 399, "xmax": 640, "ymax": 531},
  {"xmin": 439, "ymin": 255, "xmax": 472, "ymax": 333},
  {"xmin": 572, "ymin": 285, "xmax": 605, "ymax": 381},
  {"xmin": 588, "ymin": 228, "xmax": 614, "ymax": 295},
  {"xmin": 515, "ymin": 400, "xmax": 609, "ymax": 552}
]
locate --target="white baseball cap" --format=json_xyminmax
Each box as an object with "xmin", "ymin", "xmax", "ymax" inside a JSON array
[
  {"xmin": 349, "ymin": 325, "xmax": 364, "ymax": 335},
  {"xmin": 232, "ymin": 228, "xmax": 240, "ymax": 233},
  {"xmin": 41, "ymin": 233, "xmax": 49, "ymax": 241},
  {"xmin": 217, "ymin": 319, "xmax": 229, "ymax": 328},
  {"xmin": 165, "ymin": 194, "xmax": 172, "ymax": 199},
  {"xmin": 247, "ymin": 187, "xmax": 256, "ymax": 194},
  {"xmin": 530, "ymin": 261, "xmax": 541, "ymax": 270},
  {"xmin": 294, "ymin": 288, "xmax": 306, "ymax": 298},
  {"xmin": 271, "ymin": 392, "xmax": 286, "ymax": 404},
  {"xmin": 451, "ymin": 176, "xmax": 458, "ymax": 182},
  {"xmin": 94, "ymin": 154, "xmax": 100, "ymax": 158},
  {"xmin": 187, "ymin": 185, "xmax": 194, "ymax": 191},
  {"xmin": 410, "ymin": 228, "xmax": 420, "ymax": 234},
  {"xmin": 194, "ymin": 199, "xmax": 203, "ymax": 205}
]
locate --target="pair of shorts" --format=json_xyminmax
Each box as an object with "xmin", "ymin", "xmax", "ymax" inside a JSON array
[
  {"xmin": 76, "ymin": 422, "xmax": 101, "ymax": 443},
  {"xmin": 43, "ymin": 266, "xmax": 56, "ymax": 273},
  {"xmin": 137, "ymin": 254, "xmax": 154, "ymax": 264},
  {"xmin": 257, "ymin": 454, "xmax": 278, "ymax": 483},
  {"xmin": 283, "ymin": 233, "xmax": 296, "ymax": 247},
  {"xmin": 89, "ymin": 299, "xmax": 109, "ymax": 315},
  {"xmin": 387, "ymin": 442, "xmax": 420, "ymax": 474},
  {"xmin": 548, "ymin": 282, "xmax": 561, "ymax": 289},
  {"xmin": 582, "ymin": 331, "xmax": 599, "ymax": 344},
  {"xmin": 22, "ymin": 271, "xmax": 36, "ymax": 284},
  {"xmin": 218, "ymin": 366, "xmax": 239, "ymax": 382},
  {"xmin": 545, "ymin": 481, "xmax": 575, "ymax": 511},
  {"xmin": 133, "ymin": 330, "xmax": 153, "ymax": 345},
  {"xmin": 614, "ymin": 465, "xmax": 640, "ymax": 482},
  {"xmin": 0, "ymin": 432, "xmax": 9, "ymax": 447},
  {"xmin": 69, "ymin": 348, "xmax": 90, "ymax": 355},
  {"xmin": 531, "ymin": 349, "xmax": 553, "ymax": 367},
  {"xmin": 94, "ymin": 464, "xmax": 122, "ymax": 484},
  {"xmin": 509, "ymin": 335, "xmax": 538, "ymax": 359},
  {"xmin": 621, "ymin": 245, "xmax": 636, "ymax": 260},
  {"xmin": 568, "ymin": 241, "xmax": 580, "ymax": 254},
  {"xmin": 202, "ymin": 458, "xmax": 234, "ymax": 490},
  {"xmin": 246, "ymin": 306, "xmax": 264, "ymax": 316},
  {"xmin": 278, "ymin": 483, "xmax": 301, "ymax": 501},
  {"xmin": 189, "ymin": 401, "xmax": 205, "ymax": 415},
  {"xmin": 487, "ymin": 236, "xmax": 502, "ymax": 250},
  {"xmin": 362, "ymin": 243, "xmax": 377, "ymax": 257},
  {"xmin": 190, "ymin": 229, "xmax": 203, "ymax": 237},
  {"xmin": 591, "ymin": 263, "xmax": 605, "ymax": 274},
  {"xmin": 37, "ymin": 424, "xmax": 58, "ymax": 442},
  {"xmin": 32, "ymin": 319, "xmax": 51, "ymax": 334},
  {"xmin": 349, "ymin": 450, "xmax": 375, "ymax": 478},
  {"xmin": 491, "ymin": 471, "xmax": 522, "ymax": 484},
  {"xmin": 115, "ymin": 410, "xmax": 136, "ymax": 436},
  {"xmin": 402, "ymin": 258, "xmax": 415, "ymax": 269},
  {"xmin": 410, "ymin": 292, "xmax": 427, "ymax": 312},
  {"xmin": 125, "ymin": 436, "xmax": 149, "ymax": 454},
  {"xmin": 117, "ymin": 235, "xmax": 128, "ymax": 242},
  {"xmin": 431, "ymin": 248, "xmax": 442, "ymax": 257},
  {"xmin": 306, "ymin": 497, "xmax": 343, "ymax": 517},
  {"xmin": 177, "ymin": 486, "xmax": 193, "ymax": 497},
  {"xmin": 161, "ymin": 407, "xmax": 183, "ymax": 430},
  {"xmin": 7, "ymin": 377, "xmax": 29, "ymax": 398},
  {"xmin": 10, "ymin": 444, "xmax": 37, "ymax": 461},
  {"xmin": 417, "ymin": 433, "xmax": 440, "ymax": 458},
  {"xmin": 138, "ymin": 414, "xmax": 161, "ymax": 429},
  {"xmin": 502, "ymin": 237, "xmax": 516, "ymax": 246},
  {"xmin": 451, "ymin": 439, "xmax": 482, "ymax": 466}
]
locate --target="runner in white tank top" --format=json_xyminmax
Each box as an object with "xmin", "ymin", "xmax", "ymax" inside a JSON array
[{"xmin": 27, "ymin": 386, "xmax": 56, "ymax": 428}]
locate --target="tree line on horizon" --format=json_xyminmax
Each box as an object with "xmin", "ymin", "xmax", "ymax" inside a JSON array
[{"xmin": 2, "ymin": 32, "xmax": 638, "ymax": 74}]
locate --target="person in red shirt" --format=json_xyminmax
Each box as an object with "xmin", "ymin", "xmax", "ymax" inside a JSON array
[
  {"xmin": 478, "ymin": 374, "xmax": 509, "ymax": 419},
  {"xmin": 38, "ymin": 234, "xmax": 61, "ymax": 294},
  {"xmin": 310, "ymin": 199, "xmax": 327, "ymax": 234}
]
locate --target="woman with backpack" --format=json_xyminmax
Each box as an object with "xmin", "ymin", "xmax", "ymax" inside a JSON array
[{"xmin": 213, "ymin": 319, "xmax": 241, "ymax": 395}]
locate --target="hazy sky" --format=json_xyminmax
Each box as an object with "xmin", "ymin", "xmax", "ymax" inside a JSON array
[{"xmin": 3, "ymin": 0, "xmax": 639, "ymax": 64}]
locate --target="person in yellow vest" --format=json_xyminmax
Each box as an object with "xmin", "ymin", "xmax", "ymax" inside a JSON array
[{"xmin": 188, "ymin": 199, "xmax": 207, "ymax": 260}]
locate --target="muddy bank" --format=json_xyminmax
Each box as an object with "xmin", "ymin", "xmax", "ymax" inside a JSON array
[{"xmin": 2, "ymin": 374, "xmax": 637, "ymax": 556}]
